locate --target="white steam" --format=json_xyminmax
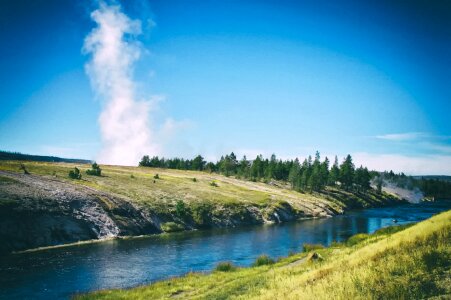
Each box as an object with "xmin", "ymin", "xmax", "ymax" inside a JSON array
[{"xmin": 83, "ymin": 3, "xmax": 158, "ymax": 165}]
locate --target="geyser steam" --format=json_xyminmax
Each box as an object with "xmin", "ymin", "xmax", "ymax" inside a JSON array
[{"xmin": 84, "ymin": 3, "xmax": 158, "ymax": 165}]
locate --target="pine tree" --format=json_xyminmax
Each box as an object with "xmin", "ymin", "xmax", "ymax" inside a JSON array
[
  {"xmin": 340, "ymin": 154, "xmax": 355, "ymax": 190},
  {"xmin": 320, "ymin": 157, "xmax": 329, "ymax": 190},
  {"xmin": 288, "ymin": 158, "xmax": 300, "ymax": 188},
  {"xmin": 329, "ymin": 156, "xmax": 339, "ymax": 186}
]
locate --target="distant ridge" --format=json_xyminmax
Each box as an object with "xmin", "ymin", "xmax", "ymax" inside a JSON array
[
  {"xmin": 412, "ymin": 175, "xmax": 451, "ymax": 182},
  {"xmin": 0, "ymin": 150, "xmax": 91, "ymax": 164}
]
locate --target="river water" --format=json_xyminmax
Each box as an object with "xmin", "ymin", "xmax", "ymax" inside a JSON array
[{"xmin": 0, "ymin": 200, "xmax": 449, "ymax": 299}]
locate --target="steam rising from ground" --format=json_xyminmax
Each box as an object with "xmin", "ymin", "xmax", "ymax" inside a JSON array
[{"xmin": 84, "ymin": 3, "xmax": 158, "ymax": 165}]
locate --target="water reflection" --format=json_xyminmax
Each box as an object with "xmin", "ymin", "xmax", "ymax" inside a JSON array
[{"xmin": 0, "ymin": 200, "xmax": 449, "ymax": 299}]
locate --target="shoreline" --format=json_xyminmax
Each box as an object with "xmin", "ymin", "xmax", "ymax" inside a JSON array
[{"xmin": 10, "ymin": 201, "xmax": 413, "ymax": 255}]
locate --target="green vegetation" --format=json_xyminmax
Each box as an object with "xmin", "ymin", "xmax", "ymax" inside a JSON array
[
  {"xmin": 302, "ymin": 243, "xmax": 325, "ymax": 252},
  {"xmin": 214, "ymin": 262, "xmax": 237, "ymax": 272},
  {"xmin": 140, "ymin": 152, "xmax": 451, "ymax": 199},
  {"xmin": 160, "ymin": 222, "xmax": 184, "ymax": 233},
  {"xmin": 139, "ymin": 152, "xmax": 372, "ymax": 194},
  {"xmin": 376, "ymin": 170, "xmax": 451, "ymax": 199},
  {"xmin": 252, "ymin": 255, "xmax": 275, "ymax": 267},
  {"xmin": 0, "ymin": 160, "xmax": 404, "ymax": 235},
  {"xmin": 68, "ymin": 167, "xmax": 82, "ymax": 179},
  {"xmin": 0, "ymin": 149, "xmax": 90, "ymax": 164},
  {"xmin": 75, "ymin": 210, "xmax": 451, "ymax": 300},
  {"xmin": 86, "ymin": 162, "xmax": 102, "ymax": 176}
]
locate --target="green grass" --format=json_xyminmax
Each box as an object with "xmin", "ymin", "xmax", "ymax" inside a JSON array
[
  {"xmin": 0, "ymin": 160, "xmax": 401, "ymax": 217},
  {"xmin": 75, "ymin": 210, "xmax": 451, "ymax": 299},
  {"xmin": 214, "ymin": 262, "xmax": 238, "ymax": 272},
  {"xmin": 252, "ymin": 255, "xmax": 275, "ymax": 267}
]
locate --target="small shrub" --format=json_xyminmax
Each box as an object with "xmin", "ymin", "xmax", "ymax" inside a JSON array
[
  {"xmin": 303, "ymin": 243, "xmax": 325, "ymax": 252},
  {"xmin": 19, "ymin": 163, "xmax": 30, "ymax": 175},
  {"xmin": 160, "ymin": 222, "xmax": 184, "ymax": 233},
  {"xmin": 154, "ymin": 174, "xmax": 160, "ymax": 179},
  {"xmin": 86, "ymin": 162, "xmax": 101, "ymax": 176},
  {"xmin": 192, "ymin": 203, "xmax": 213, "ymax": 227},
  {"xmin": 192, "ymin": 177, "xmax": 197, "ymax": 182},
  {"xmin": 215, "ymin": 261, "xmax": 237, "ymax": 272},
  {"xmin": 346, "ymin": 233, "xmax": 370, "ymax": 246},
  {"xmin": 130, "ymin": 174, "xmax": 135, "ymax": 179},
  {"xmin": 69, "ymin": 167, "xmax": 82, "ymax": 180},
  {"xmin": 252, "ymin": 255, "xmax": 274, "ymax": 267},
  {"xmin": 175, "ymin": 200, "xmax": 186, "ymax": 218},
  {"xmin": 210, "ymin": 181, "xmax": 218, "ymax": 187}
]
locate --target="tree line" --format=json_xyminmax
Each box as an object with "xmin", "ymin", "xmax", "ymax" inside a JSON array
[{"xmin": 139, "ymin": 152, "xmax": 372, "ymax": 193}]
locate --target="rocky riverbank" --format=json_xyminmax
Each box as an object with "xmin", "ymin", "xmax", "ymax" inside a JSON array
[{"xmin": 0, "ymin": 167, "xmax": 404, "ymax": 254}]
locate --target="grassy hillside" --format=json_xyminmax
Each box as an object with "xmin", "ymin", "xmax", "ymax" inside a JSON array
[
  {"xmin": 0, "ymin": 160, "xmax": 403, "ymax": 253},
  {"xmin": 76, "ymin": 210, "xmax": 451, "ymax": 300},
  {"xmin": 0, "ymin": 160, "xmax": 400, "ymax": 218}
]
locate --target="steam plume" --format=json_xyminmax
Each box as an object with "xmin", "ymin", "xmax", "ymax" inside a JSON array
[{"xmin": 83, "ymin": 2, "xmax": 158, "ymax": 165}]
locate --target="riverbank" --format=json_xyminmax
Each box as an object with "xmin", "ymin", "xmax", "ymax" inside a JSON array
[
  {"xmin": 76, "ymin": 209, "xmax": 451, "ymax": 299},
  {"xmin": 0, "ymin": 160, "xmax": 404, "ymax": 253}
]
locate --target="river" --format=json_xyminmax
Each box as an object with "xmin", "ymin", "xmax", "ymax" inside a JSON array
[{"xmin": 0, "ymin": 200, "xmax": 449, "ymax": 299}]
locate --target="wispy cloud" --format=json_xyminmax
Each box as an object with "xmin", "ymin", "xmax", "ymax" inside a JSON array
[
  {"xmin": 83, "ymin": 2, "xmax": 159, "ymax": 166},
  {"xmin": 374, "ymin": 132, "xmax": 451, "ymax": 155},
  {"xmin": 375, "ymin": 132, "xmax": 424, "ymax": 141}
]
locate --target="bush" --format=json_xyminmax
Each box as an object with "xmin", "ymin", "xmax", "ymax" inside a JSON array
[
  {"xmin": 160, "ymin": 222, "xmax": 184, "ymax": 233},
  {"xmin": 303, "ymin": 243, "xmax": 325, "ymax": 252},
  {"xmin": 86, "ymin": 162, "xmax": 101, "ymax": 176},
  {"xmin": 210, "ymin": 181, "xmax": 218, "ymax": 187},
  {"xmin": 69, "ymin": 167, "xmax": 82, "ymax": 180},
  {"xmin": 215, "ymin": 261, "xmax": 237, "ymax": 272},
  {"xmin": 175, "ymin": 200, "xmax": 186, "ymax": 218},
  {"xmin": 19, "ymin": 163, "xmax": 30, "ymax": 175},
  {"xmin": 192, "ymin": 203, "xmax": 213, "ymax": 227},
  {"xmin": 252, "ymin": 255, "xmax": 274, "ymax": 267},
  {"xmin": 130, "ymin": 174, "xmax": 135, "ymax": 179},
  {"xmin": 346, "ymin": 233, "xmax": 370, "ymax": 246},
  {"xmin": 192, "ymin": 177, "xmax": 197, "ymax": 182},
  {"xmin": 154, "ymin": 174, "xmax": 160, "ymax": 179}
]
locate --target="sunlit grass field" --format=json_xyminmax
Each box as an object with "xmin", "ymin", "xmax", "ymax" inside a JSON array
[
  {"xmin": 0, "ymin": 160, "xmax": 387, "ymax": 215},
  {"xmin": 75, "ymin": 210, "xmax": 450, "ymax": 299}
]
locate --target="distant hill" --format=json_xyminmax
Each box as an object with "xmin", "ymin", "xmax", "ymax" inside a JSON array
[
  {"xmin": 412, "ymin": 175, "xmax": 451, "ymax": 182},
  {"xmin": 0, "ymin": 150, "xmax": 91, "ymax": 164}
]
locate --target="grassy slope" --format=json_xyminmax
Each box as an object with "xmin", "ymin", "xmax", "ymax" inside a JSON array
[
  {"xmin": 76, "ymin": 210, "xmax": 451, "ymax": 300},
  {"xmin": 0, "ymin": 161, "xmax": 398, "ymax": 220}
]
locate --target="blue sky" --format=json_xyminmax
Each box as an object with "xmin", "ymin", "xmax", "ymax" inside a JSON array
[{"xmin": 0, "ymin": 0, "xmax": 450, "ymax": 174}]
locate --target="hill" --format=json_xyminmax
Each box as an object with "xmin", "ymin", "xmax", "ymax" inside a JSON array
[
  {"xmin": 0, "ymin": 150, "xmax": 91, "ymax": 164},
  {"xmin": 413, "ymin": 175, "xmax": 451, "ymax": 182},
  {"xmin": 76, "ymin": 209, "xmax": 451, "ymax": 299},
  {"xmin": 0, "ymin": 160, "xmax": 403, "ymax": 253}
]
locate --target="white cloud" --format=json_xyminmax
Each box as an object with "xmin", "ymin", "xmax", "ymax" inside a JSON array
[
  {"xmin": 352, "ymin": 152, "xmax": 451, "ymax": 175},
  {"xmin": 83, "ymin": 2, "xmax": 160, "ymax": 166},
  {"xmin": 375, "ymin": 132, "xmax": 424, "ymax": 141}
]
